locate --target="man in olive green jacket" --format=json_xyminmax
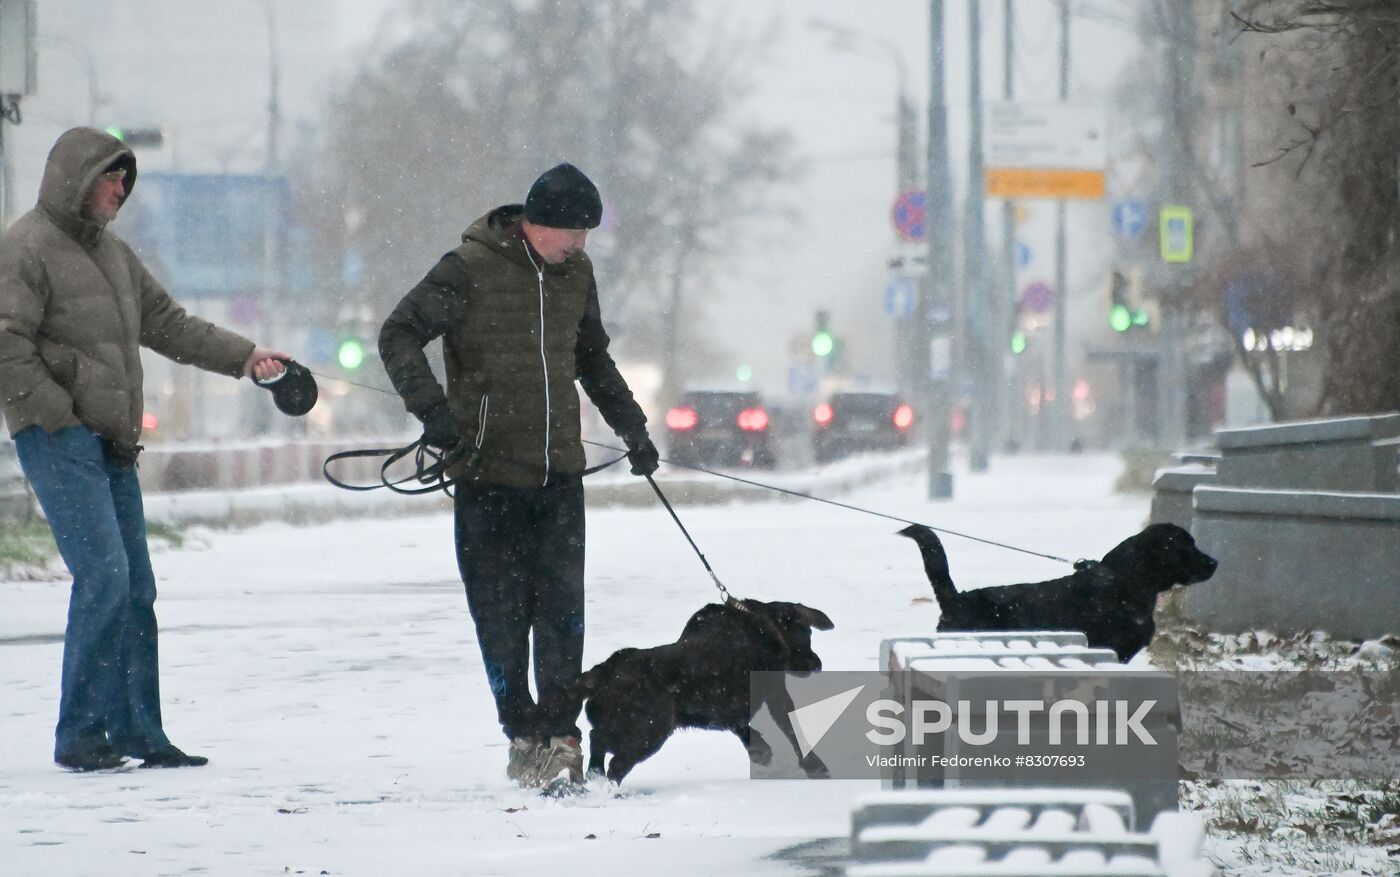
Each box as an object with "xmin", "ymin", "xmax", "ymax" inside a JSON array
[
  {"xmin": 0, "ymin": 127, "xmax": 288, "ymax": 771},
  {"xmin": 379, "ymin": 164, "xmax": 659, "ymax": 788}
]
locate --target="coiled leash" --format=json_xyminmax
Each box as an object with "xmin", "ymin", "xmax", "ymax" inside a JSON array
[{"xmin": 322, "ymin": 438, "xmax": 628, "ymax": 497}]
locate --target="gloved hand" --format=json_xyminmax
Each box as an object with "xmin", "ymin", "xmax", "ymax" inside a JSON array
[
  {"xmin": 419, "ymin": 403, "xmax": 461, "ymax": 453},
  {"xmin": 623, "ymin": 432, "xmax": 660, "ymax": 477}
]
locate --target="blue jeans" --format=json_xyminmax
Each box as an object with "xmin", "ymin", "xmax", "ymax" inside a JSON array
[{"xmin": 14, "ymin": 426, "xmax": 172, "ymax": 760}]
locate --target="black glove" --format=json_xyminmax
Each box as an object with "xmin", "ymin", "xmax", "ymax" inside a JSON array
[
  {"xmin": 419, "ymin": 403, "xmax": 461, "ymax": 452},
  {"xmin": 623, "ymin": 432, "xmax": 660, "ymax": 477}
]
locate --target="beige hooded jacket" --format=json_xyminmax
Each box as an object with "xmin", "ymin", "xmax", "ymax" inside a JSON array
[{"xmin": 0, "ymin": 127, "xmax": 255, "ymax": 445}]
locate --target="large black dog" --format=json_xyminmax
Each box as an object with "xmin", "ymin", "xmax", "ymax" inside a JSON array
[
  {"xmin": 561, "ymin": 599, "xmax": 834, "ymax": 784},
  {"xmin": 900, "ymin": 523, "xmax": 1217, "ymax": 661}
]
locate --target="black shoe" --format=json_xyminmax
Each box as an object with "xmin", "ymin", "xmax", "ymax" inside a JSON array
[
  {"xmin": 56, "ymin": 745, "xmax": 128, "ymax": 772},
  {"xmin": 138, "ymin": 746, "xmax": 209, "ymax": 769}
]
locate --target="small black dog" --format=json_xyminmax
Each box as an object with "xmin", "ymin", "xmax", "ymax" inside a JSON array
[
  {"xmin": 563, "ymin": 599, "xmax": 834, "ymax": 784},
  {"xmin": 900, "ymin": 523, "xmax": 1217, "ymax": 661}
]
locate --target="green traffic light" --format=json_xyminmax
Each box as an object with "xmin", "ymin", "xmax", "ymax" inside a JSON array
[
  {"xmin": 736, "ymin": 365, "xmax": 753, "ymax": 382},
  {"xmin": 1010, "ymin": 331, "xmax": 1027, "ymax": 355},
  {"xmin": 1109, "ymin": 304, "xmax": 1132, "ymax": 332},
  {"xmin": 337, "ymin": 339, "xmax": 366, "ymax": 370},
  {"xmin": 1131, "ymin": 309, "xmax": 1150, "ymax": 327},
  {"xmin": 104, "ymin": 126, "xmax": 126, "ymax": 140},
  {"xmin": 812, "ymin": 330, "xmax": 834, "ymax": 357}
]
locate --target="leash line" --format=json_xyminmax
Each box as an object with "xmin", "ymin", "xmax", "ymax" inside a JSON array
[
  {"xmin": 583, "ymin": 439, "xmax": 1074, "ymax": 566},
  {"xmin": 302, "ymin": 370, "xmax": 1072, "ymax": 566},
  {"xmin": 643, "ymin": 474, "xmax": 734, "ymax": 605}
]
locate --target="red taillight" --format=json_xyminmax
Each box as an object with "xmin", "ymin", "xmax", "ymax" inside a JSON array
[
  {"xmin": 814, "ymin": 403, "xmax": 833, "ymax": 425},
  {"xmin": 141, "ymin": 412, "xmax": 159, "ymax": 432},
  {"xmin": 666, "ymin": 407, "xmax": 698, "ymax": 430},
  {"xmin": 737, "ymin": 407, "xmax": 769, "ymax": 431},
  {"xmin": 893, "ymin": 404, "xmax": 914, "ymax": 429}
]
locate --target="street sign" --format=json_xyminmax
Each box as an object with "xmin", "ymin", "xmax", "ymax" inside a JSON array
[
  {"xmin": 884, "ymin": 276, "xmax": 917, "ymax": 317},
  {"xmin": 1019, "ymin": 281, "xmax": 1055, "ymax": 314},
  {"xmin": 1014, "ymin": 240, "xmax": 1031, "ymax": 270},
  {"xmin": 984, "ymin": 102, "xmax": 1107, "ymax": 200},
  {"xmin": 1160, "ymin": 205, "xmax": 1194, "ymax": 263},
  {"xmin": 891, "ymin": 190, "xmax": 927, "ymax": 242},
  {"xmin": 1112, "ymin": 200, "xmax": 1148, "ymax": 240}
]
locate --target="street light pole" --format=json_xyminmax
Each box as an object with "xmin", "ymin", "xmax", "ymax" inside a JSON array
[
  {"xmin": 1051, "ymin": 0, "xmax": 1072, "ymax": 450},
  {"xmin": 925, "ymin": 0, "xmax": 954, "ymax": 499},
  {"xmin": 965, "ymin": 0, "xmax": 990, "ymax": 472}
]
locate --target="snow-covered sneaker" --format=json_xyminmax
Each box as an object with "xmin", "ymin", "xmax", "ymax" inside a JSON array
[
  {"xmin": 538, "ymin": 735, "xmax": 584, "ymax": 786},
  {"xmin": 506, "ymin": 736, "xmax": 547, "ymax": 787}
]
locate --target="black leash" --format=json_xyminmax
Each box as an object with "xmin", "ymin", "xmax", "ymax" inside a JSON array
[
  {"xmin": 322, "ymin": 438, "xmax": 627, "ymax": 496},
  {"xmin": 305, "ymin": 369, "xmax": 1073, "ymax": 567},
  {"xmin": 642, "ymin": 473, "xmax": 736, "ymax": 605},
  {"xmin": 583, "ymin": 439, "xmax": 1076, "ymax": 567}
]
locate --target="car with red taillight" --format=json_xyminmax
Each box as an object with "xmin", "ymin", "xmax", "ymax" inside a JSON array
[
  {"xmin": 665, "ymin": 390, "xmax": 777, "ymax": 469},
  {"xmin": 812, "ymin": 391, "xmax": 914, "ymax": 463}
]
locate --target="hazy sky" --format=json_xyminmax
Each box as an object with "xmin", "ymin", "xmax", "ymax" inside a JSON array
[{"xmin": 5, "ymin": 0, "xmax": 1141, "ymax": 400}]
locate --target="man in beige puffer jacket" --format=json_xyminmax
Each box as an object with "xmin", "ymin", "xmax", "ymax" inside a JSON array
[{"xmin": 0, "ymin": 127, "xmax": 288, "ymax": 771}]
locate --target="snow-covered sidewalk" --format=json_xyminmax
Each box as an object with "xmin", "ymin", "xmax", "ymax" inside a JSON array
[{"xmin": 0, "ymin": 453, "xmax": 1149, "ymax": 876}]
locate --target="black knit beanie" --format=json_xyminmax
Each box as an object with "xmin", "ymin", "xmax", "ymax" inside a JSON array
[{"xmin": 524, "ymin": 163, "xmax": 603, "ymax": 229}]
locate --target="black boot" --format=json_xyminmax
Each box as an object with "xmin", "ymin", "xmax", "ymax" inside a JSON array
[
  {"xmin": 55, "ymin": 745, "xmax": 128, "ymax": 772},
  {"xmin": 139, "ymin": 745, "xmax": 209, "ymax": 768}
]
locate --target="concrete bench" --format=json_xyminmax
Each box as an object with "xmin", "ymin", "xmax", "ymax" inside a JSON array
[
  {"xmin": 895, "ymin": 663, "xmax": 1179, "ymax": 820},
  {"xmin": 847, "ymin": 792, "xmax": 1216, "ymax": 877},
  {"xmin": 883, "ymin": 633, "xmax": 1090, "ymax": 675},
  {"xmin": 1186, "ymin": 486, "xmax": 1400, "ymax": 639}
]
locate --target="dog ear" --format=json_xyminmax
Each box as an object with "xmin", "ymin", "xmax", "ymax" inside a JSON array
[{"xmin": 786, "ymin": 603, "xmax": 834, "ymax": 631}]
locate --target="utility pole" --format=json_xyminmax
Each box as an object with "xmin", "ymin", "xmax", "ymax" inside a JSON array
[
  {"xmin": 999, "ymin": 0, "xmax": 1017, "ymax": 453},
  {"xmin": 924, "ymin": 0, "xmax": 954, "ymax": 498},
  {"xmin": 965, "ymin": 0, "xmax": 989, "ymax": 472},
  {"xmin": 1160, "ymin": 1, "xmax": 1193, "ymax": 448},
  {"xmin": 1051, "ymin": 0, "xmax": 1071, "ymax": 450},
  {"xmin": 0, "ymin": 0, "xmax": 38, "ymax": 229}
]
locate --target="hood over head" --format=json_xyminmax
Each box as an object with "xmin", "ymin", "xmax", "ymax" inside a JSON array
[{"xmin": 38, "ymin": 127, "xmax": 138, "ymax": 243}]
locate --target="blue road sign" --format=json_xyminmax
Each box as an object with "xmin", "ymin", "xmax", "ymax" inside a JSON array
[
  {"xmin": 1112, "ymin": 200, "xmax": 1148, "ymax": 240},
  {"xmin": 1014, "ymin": 240, "xmax": 1031, "ymax": 270},
  {"xmin": 884, "ymin": 276, "xmax": 917, "ymax": 317}
]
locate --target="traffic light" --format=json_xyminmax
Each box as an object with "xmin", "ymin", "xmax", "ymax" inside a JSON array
[
  {"xmin": 1108, "ymin": 270, "xmax": 1149, "ymax": 332},
  {"xmin": 104, "ymin": 126, "xmax": 165, "ymax": 148},
  {"xmin": 337, "ymin": 338, "xmax": 366, "ymax": 370},
  {"xmin": 1010, "ymin": 330, "xmax": 1027, "ymax": 355},
  {"xmin": 812, "ymin": 310, "xmax": 834, "ymax": 358}
]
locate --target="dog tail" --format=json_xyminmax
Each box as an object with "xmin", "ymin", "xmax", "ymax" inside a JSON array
[
  {"xmin": 537, "ymin": 657, "xmax": 622, "ymax": 730},
  {"xmin": 898, "ymin": 524, "xmax": 958, "ymax": 608}
]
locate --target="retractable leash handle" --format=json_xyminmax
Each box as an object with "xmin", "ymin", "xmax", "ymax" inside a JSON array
[{"xmin": 255, "ymin": 357, "xmax": 319, "ymax": 417}]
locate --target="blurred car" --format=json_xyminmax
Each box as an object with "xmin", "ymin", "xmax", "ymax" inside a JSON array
[
  {"xmin": 812, "ymin": 391, "xmax": 915, "ymax": 463},
  {"xmin": 665, "ymin": 390, "xmax": 777, "ymax": 469}
]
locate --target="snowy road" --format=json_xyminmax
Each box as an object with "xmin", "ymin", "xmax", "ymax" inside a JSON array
[{"xmin": 0, "ymin": 453, "xmax": 1147, "ymax": 876}]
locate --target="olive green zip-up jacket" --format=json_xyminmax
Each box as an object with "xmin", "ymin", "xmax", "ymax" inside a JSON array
[
  {"xmin": 0, "ymin": 127, "xmax": 255, "ymax": 445},
  {"xmin": 379, "ymin": 206, "xmax": 647, "ymax": 488}
]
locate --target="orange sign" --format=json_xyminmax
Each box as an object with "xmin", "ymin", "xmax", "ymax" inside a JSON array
[{"xmin": 986, "ymin": 168, "xmax": 1105, "ymax": 200}]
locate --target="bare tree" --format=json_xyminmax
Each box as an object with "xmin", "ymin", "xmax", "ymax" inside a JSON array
[
  {"xmin": 1233, "ymin": 0, "xmax": 1400, "ymax": 414},
  {"xmin": 300, "ymin": 0, "xmax": 793, "ymax": 397}
]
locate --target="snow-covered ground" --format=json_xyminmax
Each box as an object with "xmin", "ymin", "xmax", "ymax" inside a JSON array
[{"xmin": 1, "ymin": 452, "xmax": 1389, "ymax": 875}]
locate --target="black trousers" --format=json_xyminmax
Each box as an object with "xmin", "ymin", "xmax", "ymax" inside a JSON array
[{"xmin": 454, "ymin": 475, "xmax": 585, "ymax": 740}]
